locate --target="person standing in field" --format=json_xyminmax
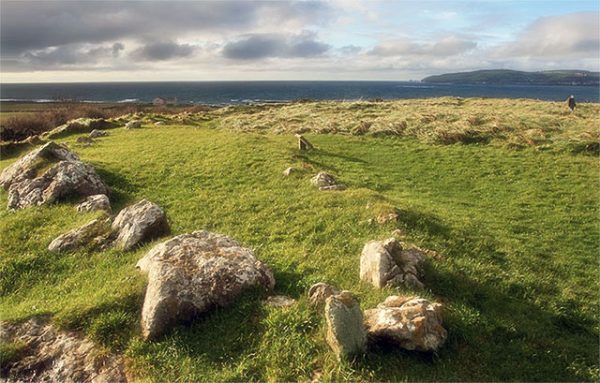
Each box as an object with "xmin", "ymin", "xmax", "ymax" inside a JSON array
[{"xmin": 567, "ymin": 95, "xmax": 576, "ymax": 113}]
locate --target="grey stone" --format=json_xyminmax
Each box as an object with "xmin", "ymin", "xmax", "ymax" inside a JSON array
[
  {"xmin": 125, "ymin": 120, "xmax": 142, "ymax": 129},
  {"xmin": 111, "ymin": 199, "xmax": 169, "ymax": 251},
  {"xmin": 76, "ymin": 194, "xmax": 111, "ymax": 213},
  {"xmin": 324, "ymin": 290, "xmax": 367, "ymax": 360},
  {"xmin": 136, "ymin": 231, "xmax": 275, "ymax": 339},
  {"xmin": 47, "ymin": 217, "xmax": 112, "ymax": 253},
  {"xmin": 308, "ymin": 282, "xmax": 339, "ymax": 306}
]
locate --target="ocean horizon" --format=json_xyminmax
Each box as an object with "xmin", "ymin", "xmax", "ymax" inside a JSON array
[{"xmin": 1, "ymin": 81, "xmax": 598, "ymax": 104}]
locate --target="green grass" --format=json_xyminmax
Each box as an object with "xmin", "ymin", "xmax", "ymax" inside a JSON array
[{"xmin": 1, "ymin": 102, "xmax": 598, "ymax": 381}]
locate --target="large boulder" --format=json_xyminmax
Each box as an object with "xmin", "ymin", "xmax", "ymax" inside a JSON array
[
  {"xmin": 0, "ymin": 317, "xmax": 126, "ymax": 383},
  {"xmin": 324, "ymin": 291, "xmax": 367, "ymax": 360},
  {"xmin": 48, "ymin": 218, "xmax": 112, "ymax": 253},
  {"xmin": 111, "ymin": 199, "xmax": 169, "ymax": 251},
  {"xmin": 76, "ymin": 194, "xmax": 111, "ymax": 213},
  {"xmin": 0, "ymin": 142, "xmax": 79, "ymax": 190},
  {"xmin": 364, "ymin": 296, "xmax": 447, "ymax": 352},
  {"xmin": 136, "ymin": 231, "xmax": 275, "ymax": 339},
  {"xmin": 360, "ymin": 238, "xmax": 426, "ymax": 289},
  {"xmin": 44, "ymin": 118, "xmax": 113, "ymax": 139}
]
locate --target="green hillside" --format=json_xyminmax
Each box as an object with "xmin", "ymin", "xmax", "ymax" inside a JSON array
[
  {"xmin": 422, "ymin": 69, "xmax": 600, "ymax": 86},
  {"xmin": 1, "ymin": 98, "xmax": 599, "ymax": 382}
]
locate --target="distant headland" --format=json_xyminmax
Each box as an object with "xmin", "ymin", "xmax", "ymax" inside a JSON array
[{"xmin": 422, "ymin": 69, "xmax": 600, "ymax": 86}]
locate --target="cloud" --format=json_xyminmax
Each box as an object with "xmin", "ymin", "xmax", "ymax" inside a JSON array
[
  {"xmin": 131, "ymin": 41, "xmax": 196, "ymax": 61},
  {"xmin": 222, "ymin": 32, "xmax": 330, "ymax": 60},
  {"xmin": 369, "ymin": 36, "xmax": 477, "ymax": 57},
  {"xmin": 0, "ymin": 1, "xmax": 332, "ymax": 56},
  {"xmin": 494, "ymin": 11, "xmax": 599, "ymax": 58},
  {"xmin": 20, "ymin": 42, "xmax": 126, "ymax": 67}
]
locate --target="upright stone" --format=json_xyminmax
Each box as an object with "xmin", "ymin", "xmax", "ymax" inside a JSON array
[{"xmin": 324, "ymin": 291, "xmax": 367, "ymax": 360}]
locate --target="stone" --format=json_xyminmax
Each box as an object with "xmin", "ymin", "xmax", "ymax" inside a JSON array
[
  {"xmin": 308, "ymin": 282, "xmax": 339, "ymax": 306},
  {"xmin": 310, "ymin": 172, "xmax": 337, "ymax": 188},
  {"xmin": 295, "ymin": 134, "xmax": 314, "ymax": 150},
  {"xmin": 76, "ymin": 136, "xmax": 94, "ymax": 145},
  {"xmin": 76, "ymin": 194, "xmax": 111, "ymax": 213},
  {"xmin": 364, "ymin": 296, "xmax": 447, "ymax": 352},
  {"xmin": 154, "ymin": 121, "xmax": 165, "ymax": 126},
  {"xmin": 0, "ymin": 142, "xmax": 79, "ymax": 190},
  {"xmin": 136, "ymin": 231, "xmax": 275, "ymax": 339},
  {"xmin": 111, "ymin": 199, "xmax": 169, "ymax": 251},
  {"xmin": 48, "ymin": 217, "xmax": 112, "ymax": 253},
  {"xmin": 376, "ymin": 212, "xmax": 399, "ymax": 224},
  {"xmin": 4, "ymin": 157, "xmax": 109, "ymax": 210},
  {"xmin": 359, "ymin": 238, "xmax": 426, "ymax": 290},
  {"xmin": 324, "ymin": 291, "xmax": 367, "ymax": 360},
  {"xmin": 44, "ymin": 118, "xmax": 113, "ymax": 139},
  {"xmin": 0, "ymin": 317, "xmax": 126, "ymax": 383},
  {"xmin": 266, "ymin": 295, "xmax": 296, "ymax": 307},
  {"xmin": 125, "ymin": 120, "xmax": 142, "ymax": 129},
  {"xmin": 89, "ymin": 129, "xmax": 109, "ymax": 138},
  {"xmin": 282, "ymin": 167, "xmax": 295, "ymax": 176}
]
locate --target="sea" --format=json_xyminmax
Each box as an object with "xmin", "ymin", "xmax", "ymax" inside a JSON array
[{"xmin": 1, "ymin": 81, "xmax": 598, "ymax": 104}]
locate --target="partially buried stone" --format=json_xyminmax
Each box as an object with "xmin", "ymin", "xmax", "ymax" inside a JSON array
[
  {"xmin": 76, "ymin": 194, "xmax": 111, "ymax": 213},
  {"xmin": 324, "ymin": 290, "xmax": 367, "ymax": 360},
  {"xmin": 111, "ymin": 199, "xmax": 170, "ymax": 251}
]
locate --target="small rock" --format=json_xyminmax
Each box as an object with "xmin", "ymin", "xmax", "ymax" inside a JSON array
[
  {"xmin": 125, "ymin": 120, "xmax": 142, "ymax": 129},
  {"xmin": 0, "ymin": 317, "xmax": 126, "ymax": 383},
  {"xmin": 48, "ymin": 217, "xmax": 112, "ymax": 253},
  {"xmin": 76, "ymin": 136, "xmax": 94, "ymax": 145},
  {"xmin": 89, "ymin": 129, "xmax": 109, "ymax": 138},
  {"xmin": 324, "ymin": 291, "xmax": 367, "ymax": 360},
  {"xmin": 308, "ymin": 282, "xmax": 339, "ymax": 306},
  {"xmin": 154, "ymin": 121, "xmax": 165, "ymax": 126},
  {"xmin": 359, "ymin": 238, "xmax": 426, "ymax": 289},
  {"xmin": 364, "ymin": 296, "xmax": 447, "ymax": 352},
  {"xmin": 311, "ymin": 172, "xmax": 337, "ymax": 187},
  {"xmin": 76, "ymin": 194, "xmax": 111, "ymax": 213},
  {"xmin": 136, "ymin": 231, "xmax": 275, "ymax": 339},
  {"xmin": 376, "ymin": 212, "xmax": 399, "ymax": 224},
  {"xmin": 267, "ymin": 295, "xmax": 296, "ymax": 307},
  {"xmin": 282, "ymin": 167, "xmax": 295, "ymax": 176},
  {"xmin": 111, "ymin": 199, "xmax": 169, "ymax": 251}
]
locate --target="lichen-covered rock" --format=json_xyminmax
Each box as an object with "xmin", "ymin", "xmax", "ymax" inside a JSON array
[
  {"xmin": 359, "ymin": 238, "xmax": 426, "ymax": 289},
  {"xmin": 0, "ymin": 142, "xmax": 79, "ymax": 190},
  {"xmin": 308, "ymin": 282, "xmax": 339, "ymax": 306},
  {"xmin": 324, "ymin": 291, "xmax": 367, "ymax": 360},
  {"xmin": 48, "ymin": 217, "xmax": 112, "ymax": 253},
  {"xmin": 0, "ymin": 317, "xmax": 126, "ymax": 383},
  {"xmin": 310, "ymin": 172, "xmax": 346, "ymax": 191},
  {"xmin": 364, "ymin": 296, "xmax": 447, "ymax": 352},
  {"xmin": 44, "ymin": 118, "xmax": 113, "ymax": 139},
  {"xmin": 136, "ymin": 231, "xmax": 275, "ymax": 339},
  {"xmin": 89, "ymin": 129, "xmax": 109, "ymax": 138},
  {"xmin": 125, "ymin": 120, "xmax": 142, "ymax": 129},
  {"xmin": 6, "ymin": 160, "xmax": 109, "ymax": 210},
  {"xmin": 76, "ymin": 194, "xmax": 111, "ymax": 213},
  {"xmin": 111, "ymin": 199, "xmax": 169, "ymax": 251}
]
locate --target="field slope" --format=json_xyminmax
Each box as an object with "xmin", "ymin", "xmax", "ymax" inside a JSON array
[{"xmin": 1, "ymin": 99, "xmax": 598, "ymax": 382}]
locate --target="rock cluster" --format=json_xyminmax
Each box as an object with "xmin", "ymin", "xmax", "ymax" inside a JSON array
[
  {"xmin": 360, "ymin": 238, "xmax": 426, "ymax": 289},
  {"xmin": 0, "ymin": 142, "xmax": 109, "ymax": 210},
  {"xmin": 364, "ymin": 296, "xmax": 447, "ymax": 352},
  {"xmin": 136, "ymin": 231, "xmax": 275, "ymax": 339},
  {"xmin": 310, "ymin": 172, "xmax": 346, "ymax": 191},
  {"xmin": 0, "ymin": 317, "xmax": 126, "ymax": 383}
]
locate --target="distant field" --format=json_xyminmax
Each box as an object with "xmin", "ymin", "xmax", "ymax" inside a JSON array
[{"xmin": 0, "ymin": 98, "xmax": 598, "ymax": 381}]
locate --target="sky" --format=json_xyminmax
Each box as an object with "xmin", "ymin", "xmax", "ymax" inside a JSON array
[{"xmin": 1, "ymin": 0, "xmax": 598, "ymax": 82}]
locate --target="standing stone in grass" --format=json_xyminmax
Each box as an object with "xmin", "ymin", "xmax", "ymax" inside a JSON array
[
  {"xmin": 308, "ymin": 282, "xmax": 339, "ymax": 306},
  {"xmin": 282, "ymin": 167, "xmax": 295, "ymax": 176},
  {"xmin": 76, "ymin": 194, "xmax": 111, "ymax": 213},
  {"xmin": 89, "ymin": 129, "xmax": 109, "ymax": 138},
  {"xmin": 295, "ymin": 134, "xmax": 314, "ymax": 150},
  {"xmin": 364, "ymin": 296, "xmax": 447, "ymax": 352},
  {"xmin": 360, "ymin": 238, "xmax": 426, "ymax": 289},
  {"xmin": 0, "ymin": 317, "xmax": 126, "ymax": 383},
  {"xmin": 125, "ymin": 120, "xmax": 142, "ymax": 129},
  {"xmin": 112, "ymin": 199, "xmax": 169, "ymax": 251},
  {"xmin": 310, "ymin": 172, "xmax": 346, "ymax": 191},
  {"xmin": 136, "ymin": 230, "xmax": 275, "ymax": 339},
  {"xmin": 48, "ymin": 217, "xmax": 112, "ymax": 253},
  {"xmin": 0, "ymin": 142, "xmax": 109, "ymax": 210},
  {"xmin": 324, "ymin": 290, "xmax": 367, "ymax": 360}
]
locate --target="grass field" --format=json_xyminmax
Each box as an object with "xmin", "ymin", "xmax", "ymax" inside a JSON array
[{"xmin": 0, "ymin": 99, "xmax": 598, "ymax": 381}]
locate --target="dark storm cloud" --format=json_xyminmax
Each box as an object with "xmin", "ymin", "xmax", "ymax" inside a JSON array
[
  {"xmin": 222, "ymin": 33, "xmax": 330, "ymax": 60},
  {"xmin": 22, "ymin": 42, "xmax": 125, "ymax": 67},
  {"xmin": 131, "ymin": 41, "xmax": 196, "ymax": 61},
  {"xmin": 0, "ymin": 1, "xmax": 332, "ymax": 56}
]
